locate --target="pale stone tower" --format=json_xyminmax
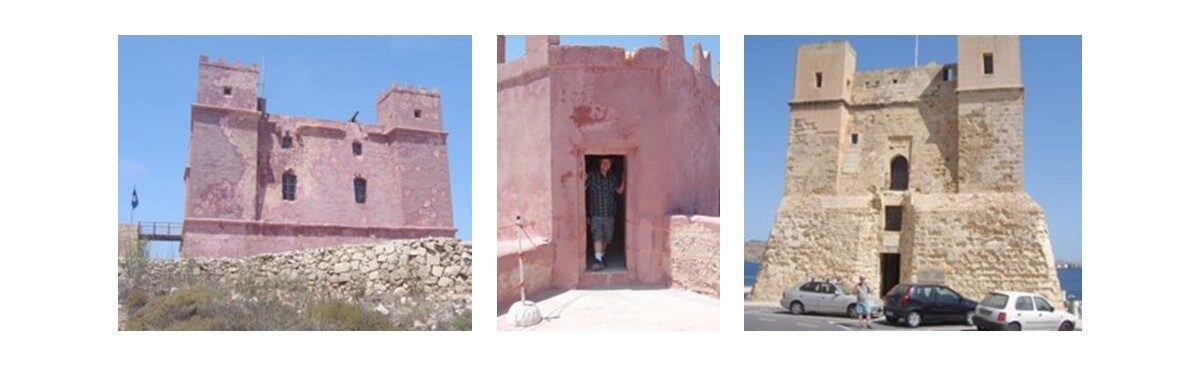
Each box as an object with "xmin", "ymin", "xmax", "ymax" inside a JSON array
[{"xmin": 752, "ymin": 36, "xmax": 1064, "ymax": 306}]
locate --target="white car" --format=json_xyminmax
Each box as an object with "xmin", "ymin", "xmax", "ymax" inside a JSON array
[
  {"xmin": 972, "ymin": 291, "xmax": 1077, "ymax": 331},
  {"xmin": 780, "ymin": 280, "xmax": 883, "ymax": 318}
]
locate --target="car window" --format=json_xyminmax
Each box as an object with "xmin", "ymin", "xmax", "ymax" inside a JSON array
[
  {"xmin": 981, "ymin": 293, "xmax": 1009, "ymax": 308},
  {"xmin": 886, "ymin": 285, "xmax": 910, "ymax": 297},
  {"xmin": 1034, "ymin": 297, "xmax": 1054, "ymax": 312},
  {"xmin": 913, "ymin": 286, "xmax": 934, "ymax": 299},
  {"xmin": 800, "ymin": 282, "xmax": 817, "ymax": 292},
  {"xmin": 933, "ymin": 286, "xmax": 958, "ymax": 301},
  {"xmin": 816, "ymin": 283, "xmax": 834, "ymax": 294},
  {"xmin": 1016, "ymin": 296, "xmax": 1034, "ymax": 311}
]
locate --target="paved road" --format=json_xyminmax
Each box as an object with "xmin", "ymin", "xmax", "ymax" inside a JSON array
[{"xmin": 745, "ymin": 303, "xmax": 975, "ymax": 331}]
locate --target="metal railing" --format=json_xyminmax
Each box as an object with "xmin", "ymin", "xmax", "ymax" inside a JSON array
[{"xmin": 138, "ymin": 221, "xmax": 183, "ymax": 241}]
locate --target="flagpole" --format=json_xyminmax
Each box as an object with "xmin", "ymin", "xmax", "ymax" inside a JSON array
[{"xmin": 914, "ymin": 35, "xmax": 919, "ymax": 67}]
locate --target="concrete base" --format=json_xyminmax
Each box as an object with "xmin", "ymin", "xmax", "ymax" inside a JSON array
[{"xmin": 497, "ymin": 286, "xmax": 719, "ymax": 331}]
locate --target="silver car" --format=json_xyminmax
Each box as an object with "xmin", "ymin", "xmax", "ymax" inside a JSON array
[{"xmin": 779, "ymin": 280, "xmax": 883, "ymax": 318}]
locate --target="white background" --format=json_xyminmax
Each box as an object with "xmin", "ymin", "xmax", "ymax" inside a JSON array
[{"xmin": 1, "ymin": 0, "xmax": 1197, "ymax": 364}]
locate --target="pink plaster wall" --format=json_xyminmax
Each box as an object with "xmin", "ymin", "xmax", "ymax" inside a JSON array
[
  {"xmin": 496, "ymin": 236, "xmax": 555, "ymax": 312},
  {"xmin": 497, "ymin": 36, "xmax": 720, "ymax": 296},
  {"xmin": 182, "ymin": 56, "xmax": 455, "ymax": 258}
]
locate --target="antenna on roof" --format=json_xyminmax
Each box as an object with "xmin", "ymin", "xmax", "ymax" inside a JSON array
[
  {"xmin": 913, "ymin": 35, "xmax": 919, "ymax": 67},
  {"xmin": 350, "ymin": 111, "xmax": 359, "ymax": 123}
]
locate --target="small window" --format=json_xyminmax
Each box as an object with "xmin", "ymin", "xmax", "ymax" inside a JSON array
[
  {"xmin": 983, "ymin": 53, "xmax": 994, "ymax": 75},
  {"xmin": 943, "ymin": 66, "xmax": 955, "ymax": 81},
  {"xmin": 223, "ymin": 86, "xmax": 232, "ymax": 97},
  {"xmin": 281, "ymin": 172, "xmax": 297, "ymax": 201},
  {"xmin": 890, "ymin": 155, "xmax": 909, "ymax": 191},
  {"xmin": 851, "ymin": 133, "xmax": 859, "ymax": 144},
  {"xmin": 281, "ymin": 135, "xmax": 293, "ymax": 149},
  {"xmin": 352, "ymin": 141, "xmax": 362, "ymax": 156},
  {"xmin": 885, "ymin": 206, "xmax": 903, "ymax": 231},
  {"xmin": 800, "ymin": 282, "xmax": 818, "ymax": 292},
  {"xmin": 815, "ymin": 72, "xmax": 823, "ymax": 88},
  {"xmin": 1015, "ymin": 296, "xmax": 1034, "ymax": 311},
  {"xmin": 354, "ymin": 177, "xmax": 367, "ymax": 203},
  {"xmin": 414, "ymin": 109, "xmax": 422, "ymax": 118}
]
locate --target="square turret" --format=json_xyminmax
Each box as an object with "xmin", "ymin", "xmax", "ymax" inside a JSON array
[
  {"xmin": 957, "ymin": 35, "xmax": 1022, "ymax": 91},
  {"xmin": 195, "ymin": 55, "xmax": 260, "ymax": 111},
  {"xmin": 792, "ymin": 41, "xmax": 856, "ymax": 103},
  {"xmin": 376, "ymin": 85, "xmax": 443, "ymax": 131}
]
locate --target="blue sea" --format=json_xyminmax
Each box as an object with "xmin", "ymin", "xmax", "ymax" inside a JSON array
[{"xmin": 744, "ymin": 262, "xmax": 1082, "ymax": 300}]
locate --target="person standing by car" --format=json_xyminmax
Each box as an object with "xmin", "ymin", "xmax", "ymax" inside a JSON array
[{"xmin": 855, "ymin": 276, "xmax": 873, "ymax": 329}]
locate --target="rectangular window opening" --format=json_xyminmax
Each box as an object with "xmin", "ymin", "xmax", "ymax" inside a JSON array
[
  {"xmin": 851, "ymin": 133, "xmax": 859, "ymax": 144},
  {"xmin": 282, "ymin": 174, "xmax": 297, "ymax": 201},
  {"xmin": 354, "ymin": 179, "xmax": 367, "ymax": 203},
  {"xmin": 222, "ymin": 86, "xmax": 233, "ymax": 97},
  {"xmin": 982, "ymin": 53, "xmax": 994, "ymax": 75},
  {"xmin": 884, "ymin": 205, "xmax": 903, "ymax": 232},
  {"xmin": 414, "ymin": 109, "xmax": 422, "ymax": 118},
  {"xmin": 943, "ymin": 67, "xmax": 955, "ymax": 81},
  {"xmin": 815, "ymin": 72, "xmax": 823, "ymax": 88}
]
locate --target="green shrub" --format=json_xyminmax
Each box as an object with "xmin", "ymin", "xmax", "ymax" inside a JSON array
[
  {"xmin": 126, "ymin": 287, "xmax": 221, "ymax": 331},
  {"xmin": 307, "ymin": 300, "xmax": 394, "ymax": 331}
]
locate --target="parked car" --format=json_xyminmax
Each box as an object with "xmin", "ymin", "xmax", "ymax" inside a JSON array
[
  {"xmin": 780, "ymin": 280, "xmax": 883, "ymax": 318},
  {"xmin": 883, "ymin": 283, "xmax": 978, "ymax": 327},
  {"xmin": 972, "ymin": 291, "xmax": 1077, "ymax": 331}
]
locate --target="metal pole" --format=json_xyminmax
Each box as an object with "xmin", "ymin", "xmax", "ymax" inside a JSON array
[
  {"xmin": 914, "ymin": 35, "xmax": 919, "ymax": 67},
  {"xmin": 515, "ymin": 221, "xmax": 528, "ymax": 303}
]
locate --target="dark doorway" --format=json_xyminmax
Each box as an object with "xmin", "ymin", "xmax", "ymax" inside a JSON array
[
  {"xmin": 890, "ymin": 155, "xmax": 909, "ymax": 191},
  {"xmin": 880, "ymin": 253, "xmax": 901, "ymax": 295},
  {"xmin": 584, "ymin": 155, "xmax": 626, "ymax": 271}
]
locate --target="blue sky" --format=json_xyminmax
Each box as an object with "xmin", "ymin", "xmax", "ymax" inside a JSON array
[
  {"xmin": 504, "ymin": 35, "xmax": 720, "ymax": 70},
  {"xmin": 744, "ymin": 36, "xmax": 1082, "ymax": 262},
  {"xmin": 118, "ymin": 36, "xmax": 473, "ymax": 257}
]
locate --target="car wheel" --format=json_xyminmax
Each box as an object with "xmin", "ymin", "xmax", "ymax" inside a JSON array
[
  {"xmin": 1006, "ymin": 322, "xmax": 1022, "ymax": 331},
  {"xmin": 847, "ymin": 304, "xmax": 858, "ymax": 318},
  {"xmin": 789, "ymin": 301, "xmax": 805, "ymax": 315},
  {"xmin": 1058, "ymin": 321, "xmax": 1075, "ymax": 331},
  {"xmin": 905, "ymin": 312, "xmax": 922, "ymax": 327},
  {"xmin": 886, "ymin": 316, "xmax": 898, "ymax": 324},
  {"xmin": 964, "ymin": 312, "xmax": 975, "ymax": 326}
]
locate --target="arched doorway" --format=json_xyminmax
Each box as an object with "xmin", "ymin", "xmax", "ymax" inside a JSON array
[{"xmin": 890, "ymin": 155, "xmax": 909, "ymax": 191}]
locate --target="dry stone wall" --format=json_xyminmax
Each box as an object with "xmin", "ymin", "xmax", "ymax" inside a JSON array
[{"xmin": 119, "ymin": 238, "xmax": 471, "ymax": 327}]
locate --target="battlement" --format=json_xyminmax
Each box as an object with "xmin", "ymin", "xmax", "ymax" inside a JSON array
[
  {"xmin": 196, "ymin": 54, "xmax": 262, "ymax": 112},
  {"xmin": 375, "ymin": 83, "xmax": 441, "ymax": 105},
  {"xmin": 376, "ymin": 83, "xmax": 443, "ymax": 131},
  {"xmin": 498, "ymin": 35, "xmax": 718, "ymax": 92},
  {"xmin": 198, "ymin": 54, "xmax": 260, "ymax": 72}
]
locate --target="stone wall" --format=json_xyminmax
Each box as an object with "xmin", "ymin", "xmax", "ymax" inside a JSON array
[
  {"xmin": 121, "ymin": 238, "xmax": 471, "ymax": 325},
  {"xmin": 118, "ymin": 223, "xmax": 138, "ymax": 258},
  {"xmin": 751, "ymin": 196, "xmax": 879, "ymax": 300},
  {"xmin": 667, "ymin": 215, "xmax": 720, "ymax": 298},
  {"xmin": 905, "ymin": 193, "xmax": 1063, "ymax": 305}
]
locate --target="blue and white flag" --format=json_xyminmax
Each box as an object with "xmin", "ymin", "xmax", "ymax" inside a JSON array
[{"xmin": 131, "ymin": 187, "xmax": 139, "ymax": 209}]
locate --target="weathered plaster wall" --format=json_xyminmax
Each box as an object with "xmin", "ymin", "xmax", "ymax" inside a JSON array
[
  {"xmin": 497, "ymin": 36, "xmax": 720, "ymax": 296},
  {"xmin": 667, "ymin": 215, "xmax": 720, "ymax": 298},
  {"xmin": 496, "ymin": 236, "xmax": 555, "ymax": 312}
]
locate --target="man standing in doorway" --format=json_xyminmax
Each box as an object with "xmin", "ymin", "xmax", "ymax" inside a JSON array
[{"xmin": 586, "ymin": 157, "xmax": 624, "ymax": 271}]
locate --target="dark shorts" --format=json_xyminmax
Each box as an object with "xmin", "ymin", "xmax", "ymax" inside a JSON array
[{"xmin": 590, "ymin": 216, "xmax": 614, "ymax": 245}]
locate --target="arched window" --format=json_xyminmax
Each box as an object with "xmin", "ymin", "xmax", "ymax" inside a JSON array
[
  {"xmin": 354, "ymin": 177, "xmax": 367, "ymax": 203},
  {"xmin": 282, "ymin": 171, "xmax": 297, "ymax": 201},
  {"xmin": 352, "ymin": 141, "xmax": 362, "ymax": 156},
  {"xmin": 890, "ymin": 155, "xmax": 909, "ymax": 191},
  {"xmin": 281, "ymin": 134, "xmax": 293, "ymax": 149}
]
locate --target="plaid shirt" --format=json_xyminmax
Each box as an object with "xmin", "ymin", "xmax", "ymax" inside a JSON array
[{"xmin": 586, "ymin": 170, "xmax": 621, "ymax": 217}]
